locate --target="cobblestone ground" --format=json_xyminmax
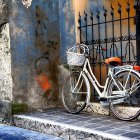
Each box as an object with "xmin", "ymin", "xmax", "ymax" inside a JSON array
[
  {"xmin": 0, "ymin": 124, "xmax": 63, "ymax": 140},
  {"xmin": 14, "ymin": 109, "xmax": 140, "ymax": 140}
]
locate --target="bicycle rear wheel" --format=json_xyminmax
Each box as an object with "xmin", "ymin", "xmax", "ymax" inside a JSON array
[
  {"xmin": 108, "ymin": 70, "xmax": 140, "ymax": 121},
  {"xmin": 62, "ymin": 71, "xmax": 89, "ymax": 114}
]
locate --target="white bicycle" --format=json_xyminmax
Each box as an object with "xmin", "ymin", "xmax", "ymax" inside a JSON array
[{"xmin": 62, "ymin": 44, "xmax": 140, "ymax": 121}]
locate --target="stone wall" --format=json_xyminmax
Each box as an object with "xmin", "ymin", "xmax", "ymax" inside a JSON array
[
  {"xmin": 0, "ymin": 0, "xmax": 12, "ymax": 122},
  {"xmin": 0, "ymin": 0, "xmax": 9, "ymax": 26},
  {"xmin": 0, "ymin": 23, "xmax": 12, "ymax": 101}
]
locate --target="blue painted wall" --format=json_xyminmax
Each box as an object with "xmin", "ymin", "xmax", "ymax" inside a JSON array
[
  {"xmin": 9, "ymin": 0, "xmax": 60, "ymax": 108},
  {"xmin": 59, "ymin": 0, "xmax": 76, "ymax": 64}
]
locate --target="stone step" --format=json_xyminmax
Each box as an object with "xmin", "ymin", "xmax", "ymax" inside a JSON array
[
  {"xmin": 83, "ymin": 102, "xmax": 140, "ymax": 120},
  {"xmin": 14, "ymin": 109, "xmax": 140, "ymax": 140},
  {"xmin": 0, "ymin": 124, "xmax": 63, "ymax": 140}
]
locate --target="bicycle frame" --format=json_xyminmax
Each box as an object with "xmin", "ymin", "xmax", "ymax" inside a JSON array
[
  {"xmin": 77, "ymin": 58, "xmax": 136, "ymax": 99},
  {"xmin": 81, "ymin": 58, "xmax": 112, "ymax": 98}
]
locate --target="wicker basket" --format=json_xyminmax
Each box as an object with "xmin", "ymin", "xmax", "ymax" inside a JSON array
[{"xmin": 67, "ymin": 46, "xmax": 86, "ymax": 66}]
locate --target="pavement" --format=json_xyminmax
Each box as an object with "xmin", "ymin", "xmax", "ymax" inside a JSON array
[{"xmin": 0, "ymin": 124, "xmax": 63, "ymax": 140}]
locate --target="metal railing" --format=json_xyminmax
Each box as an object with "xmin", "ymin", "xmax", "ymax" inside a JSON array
[{"xmin": 78, "ymin": 0, "xmax": 140, "ymax": 100}]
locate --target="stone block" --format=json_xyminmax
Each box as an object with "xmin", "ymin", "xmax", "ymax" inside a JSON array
[{"xmin": 0, "ymin": 100, "xmax": 12, "ymax": 124}]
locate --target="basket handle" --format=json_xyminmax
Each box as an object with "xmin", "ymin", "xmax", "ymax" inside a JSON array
[
  {"xmin": 67, "ymin": 45, "xmax": 86, "ymax": 54},
  {"xmin": 78, "ymin": 44, "xmax": 90, "ymax": 55}
]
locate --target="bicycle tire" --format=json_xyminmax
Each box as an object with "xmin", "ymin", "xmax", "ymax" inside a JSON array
[
  {"xmin": 108, "ymin": 69, "xmax": 140, "ymax": 121},
  {"xmin": 62, "ymin": 71, "xmax": 89, "ymax": 114}
]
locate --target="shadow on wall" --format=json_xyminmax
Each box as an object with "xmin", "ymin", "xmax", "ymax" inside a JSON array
[
  {"xmin": 34, "ymin": 6, "xmax": 59, "ymax": 102},
  {"xmin": 34, "ymin": 42, "xmax": 57, "ymax": 101}
]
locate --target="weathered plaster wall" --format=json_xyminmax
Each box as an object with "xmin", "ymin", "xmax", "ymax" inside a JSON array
[
  {"xmin": 9, "ymin": 0, "xmax": 60, "ymax": 110},
  {"xmin": 59, "ymin": 0, "xmax": 76, "ymax": 64}
]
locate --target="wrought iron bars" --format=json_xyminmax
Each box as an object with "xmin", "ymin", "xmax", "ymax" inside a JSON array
[{"xmin": 78, "ymin": 2, "xmax": 137, "ymax": 65}]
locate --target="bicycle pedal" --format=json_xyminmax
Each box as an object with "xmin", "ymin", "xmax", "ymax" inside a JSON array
[{"xmin": 97, "ymin": 97, "xmax": 107, "ymax": 101}]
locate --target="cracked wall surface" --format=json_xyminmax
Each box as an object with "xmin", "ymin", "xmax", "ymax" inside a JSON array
[
  {"xmin": 8, "ymin": 0, "xmax": 60, "ymax": 110},
  {"xmin": 59, "ymin": 0, "xmax": 76, "ymax": 64}
]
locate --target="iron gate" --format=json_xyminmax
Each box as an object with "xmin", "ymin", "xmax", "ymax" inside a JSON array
[{"xmin": 78, "ymin": 1, "xmax": 140, "ymax": 100}]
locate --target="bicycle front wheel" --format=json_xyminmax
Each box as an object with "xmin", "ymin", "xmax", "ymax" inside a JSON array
[
  {"xmin": 108, "ymin": 70, "xmax": 140, "ymax": 121},
  {"xmin": 62, "ymin": 71, "xmax": 89, "ymax": 114}
]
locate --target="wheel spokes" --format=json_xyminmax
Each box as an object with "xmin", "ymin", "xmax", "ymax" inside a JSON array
[{"xmin": 109, "ymin": 70, "xmax": 140, "ymax": 120}]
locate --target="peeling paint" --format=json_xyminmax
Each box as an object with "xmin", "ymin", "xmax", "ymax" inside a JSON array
[
  {"xmin": 35, "ymin": 4, "xmax": 59, "ymax": 102},
  {"xmin": 59, "ymin": 0, "xmax": 76, "ymax": 63},
  {"xmin": 36, "ymin": 73, "xmax": 52, "ymax": 92},
  {"xmin": 10, "ymin": 22, "xmax": 24, "ymax": 37}
]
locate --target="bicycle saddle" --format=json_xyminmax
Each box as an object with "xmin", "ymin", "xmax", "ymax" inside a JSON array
[{"xmin": 105, "ymin": 57, "xmax": 121, "ymax": 66}]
